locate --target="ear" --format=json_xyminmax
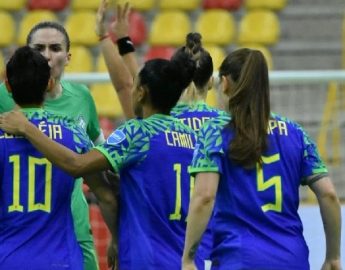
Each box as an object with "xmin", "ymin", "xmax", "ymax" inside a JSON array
[
  {"xmin": 65, "ymin": 52, "xmax": 71, "ymax": 66},
  {"xmin": 4, "ymin": 78, "xmax": 12, "ymax": 93},
  {"xmin": 221, "ymin": 75, "xmax": 233, "ymax": 96}
]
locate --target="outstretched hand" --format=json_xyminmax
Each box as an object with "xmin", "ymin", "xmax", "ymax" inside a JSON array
[
  {"xmin": 111, "ymin": 2, "xmax": 131, "ymax": 39},
  {"xmin": 0, "ymin": 111, "xmax": 28, "ymax": 135},
  {"xmin": 96, "ymin": 0, "xmax": 108, "ymax": 37}
]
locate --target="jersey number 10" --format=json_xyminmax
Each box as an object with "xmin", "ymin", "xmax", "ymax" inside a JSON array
[{"xmin": 8, "ymin": 155, "xmax": 52, "ymax": 213}]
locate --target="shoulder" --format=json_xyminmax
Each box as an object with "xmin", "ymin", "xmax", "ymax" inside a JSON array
[
  {"xmin": 271, "ymin": 113, "xmax": 306, "ymax": 134},
  {"xmin": 61, "ymin": 80, "xmax": 91, "ymax": 97}
]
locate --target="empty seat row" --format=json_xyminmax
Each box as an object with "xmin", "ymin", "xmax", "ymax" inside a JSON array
[{"xmin": 0, "ymin": 9, "xmax": 280, "ymax": 47}]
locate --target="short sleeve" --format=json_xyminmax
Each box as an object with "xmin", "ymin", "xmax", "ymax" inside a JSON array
[
  {"xmin": 94, "ymin": 120, "xmax": 149, "ymax": 173},
  {"xmin": 300, "ymin": 128, "xmax": 328, "ymax": 185},
  {"xmin": 72, "ymin": 124, "xmax": 93, "ymax": 154},
  {"xmin": 189, "ymin": 121, "xmax": 224, "ymax": 176}
]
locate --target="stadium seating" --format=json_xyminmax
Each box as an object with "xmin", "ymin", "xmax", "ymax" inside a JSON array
[
  {"xmin": 202, "ymin": 0, "xmax": 242, "ymax": 11},
  {"xmin": 245, "ymin": 0, "xmax": 287, "ymax": 11},
  {"xmin": 65, "ymin": 46, "xmax": 93, "ymax": 73},
  {"xmin": 91, "ymin": 55, "xmax": 123, "ymax": 118},
  {"xmin": 238, "ymin": 44, "xmax": 274, "ymax": 69},
  {"xmin": 17, "ymin": 10, "xmax": 58, "ymax": 46},
  {"xmin": 0, "ymin": 0, "xmax": 26, "ymax": 11},
  {"xmin": 195, "ymin": 9, "xmax": 236, "ymax": 46},
  {"xmin": 238, "ymin": 10, "xmax": 280, "ymax": 46},
  {"xmin": 158, "ymin": 0, "xmax": 201, "ymax": 11},
  {"xmin": 117, "ymin": 0, "xmax": 156, "ymax": 11},
  {"xmin": 149, "ymin": 11, "xmax": 191, "ymax": 46},
  {"xmin": 204, "ymin": 45, "xmax": 225, "ymax": 71},
  {"xmin": 64, "ymin": 11, "xmax": 98, "ymax": 46},
  {"xmin": 0, "ymin": 51, "xmax": 5, "ymax": 75},
  {"xmin": 28, "ymin": 0, "xmax": 69, "ymax": 11},
  {"xmin": 144, "ymin": 46, "xmax": 176, "ymax": 61},
  {"xmin": 0, "ymin": 11, "xmax": 15, "ymax": 47},
  {"xmin": 108, "ymin": 11, "xmax": 147, "ymax": 46},
  {"xmin": 71, "ymin": 0, "xmax": 98, "ymax": 10}
]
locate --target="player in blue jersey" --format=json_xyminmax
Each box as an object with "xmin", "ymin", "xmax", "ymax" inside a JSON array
[
  {"xmin": 0, "ymin": 52, "xmax": 199, "ymax": 270},
  {"xmin": 181, "ymin": 48, "xmax": 342, "ymax": 270},
  {"xmin": 0, "ymin": 46, "xmax": 86, "ymax": 269}
]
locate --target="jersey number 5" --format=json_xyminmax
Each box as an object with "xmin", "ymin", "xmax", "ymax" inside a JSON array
[
  {"xmin": 256, "ymin": 154, "xmax": 282, "ymax": 213},
  {"xmin": 8, "ymin": 155, "xmax": 52, "ymax": 213}
]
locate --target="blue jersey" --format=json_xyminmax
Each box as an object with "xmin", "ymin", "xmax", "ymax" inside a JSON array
[
  {"xmin": 171, "ymin": 101, "xmax": 228, "ymax": 132},
  {"xmin": 190, "ymin": 113, "xmax": 328, "ymax": 270},
  {"xmin": 172, "ymin": 101, "xmax": 228, "ymax": 269},
  {"xmin": 95, "ymin": 114, "xmax": 197, "ymax": 270},
  {"xmin": 0, "ymin": 108, "xmax": 91, "ymax": 270}
]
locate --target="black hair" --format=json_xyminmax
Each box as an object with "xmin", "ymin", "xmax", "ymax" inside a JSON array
[
  {"xmin": 6, "ymin": 46, "xmax": 51, "ymax": 106},
  {"xmin": 26, "ymin": 21, "xmax": 70, "ymax": 52},
  {"xmin": 138, "ymin": 52, "xmax": 196, "ymax": 114},
  {"xmin": 171, "ymin": 32, "xmax": 213, "ymax": 91}
]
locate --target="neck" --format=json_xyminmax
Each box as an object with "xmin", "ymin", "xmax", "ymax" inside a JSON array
[
  {"xmin": 46, "ymin": 79, "xmax": 62, "ymax": 100},
  {"xmin": 179, "ymin": 85, "xmax": 207, "ymax": 103},
  {"xmin": 142, "ymin": 105, "xmax": 161, "ymax": 118}
]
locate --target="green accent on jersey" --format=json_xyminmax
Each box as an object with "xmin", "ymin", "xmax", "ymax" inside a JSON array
[
  {"xmin": 0, "ymin": 81, "xmax": 101, "ymax": 142},
  {"xmin": 96, "ymin": 114, "xmax": 195, "ymax": 173},
  {"xmin": 189, "ymin": 114, "xmax": 230, "ymax": 174},
  {"xmin": 171, "ymin": 101, "xmax": 228, "ymax": 117}
]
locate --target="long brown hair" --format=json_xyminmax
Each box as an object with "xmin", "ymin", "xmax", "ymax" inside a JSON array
[{"xmin": 219, "ymin": 48, "xmax": 270, "ymax": 168}]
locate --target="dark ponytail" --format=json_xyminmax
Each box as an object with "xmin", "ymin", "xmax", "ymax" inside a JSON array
[
  {"xmin": 139, "ymin": 52, "xmax": 196, "ymax": 114},
  {"xmin": 172, "ymin": 32, "xmax": 213, "ymax": 92},
  {"xmin": 220, "ymin": 48, "xmax": 270, "ymax": 168}
]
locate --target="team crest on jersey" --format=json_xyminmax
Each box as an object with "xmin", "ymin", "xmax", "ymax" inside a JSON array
[
  {"xmin": 107, "ymin": 130, "xmax": 126, "ymax": 145},
  {"xmin": 77, "ymin": 115, "xmax": 86, "ymax": 131}
]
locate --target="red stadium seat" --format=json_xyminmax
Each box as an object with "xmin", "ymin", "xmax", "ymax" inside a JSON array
[
  {"xmin": 108, "ymin": 11, "xmax": 147, "ymax": 46},
  {"xmin": 28, "ymin": 0, "xmax": 69, "ymax": 11},
  {"xmin": 202, "ymin": 0, "xmax": 243, "ymax": 11},
  {"xmin": 144, "ymin": 46, "xmax": 176, "ymax": 61}
]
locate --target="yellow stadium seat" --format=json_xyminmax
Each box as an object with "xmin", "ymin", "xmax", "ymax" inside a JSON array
[
  {"xmin": 17, "ymin": 11, "xmax": 58, "ymax": 46},
  {"xmin": 204, "ymin": 45, "xmax": 225, "ymax": 71},
  {"xmin": 149, "ymin": 11, "xmax": 191, "ymax": 46},
  {"xmin": 245, "ymin": 0, "xmax": 287, "ymax": 11},
  {"xmin": 158, "ymin": 0, "xmax": 201, "ymax": 11},
  {"xmin": 71, "ymin": 0, "xmax": 99, "ymax": 10},
  {"xmin": 0, "ymin": 51, "xmax": 5, "ymax": 78},
  {"xmin": 238, "ymin": 10, "xmax": 280, "ymax": 46},
  {"xmin": 238, "ymin": 44, "xmax": 273, "ymax": 70},
  {"xmin": 65, "ymin": 11, "xmax": 98, "ymax": 46},
  {"xmin": 65, "ymin": 46, "xmax": 93, "ymax": 73},
  {"xmin": 0, "ymin": 0, "xmax": 26, "ymax": 11},
  {"xmin": 195, "ymin": 10, "xmax": 235, "ymax": 46},
  {"xmin": 116, "ymin": 0, "xmax": 156, "ymax": 11},
  {"xmin": 90, "ymin": 84, "xmax": 123, "ymax": 118},
  {"xmin": 0, "ymin": 12, "xmax": 15, "ymax": 47},
  {"xmin": 95, "ymin": 54, "xmax": 109, "ymax": 72}
]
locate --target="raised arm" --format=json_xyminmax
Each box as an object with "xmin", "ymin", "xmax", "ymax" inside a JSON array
[
  {"xmin": 0, "ymin": 111, "xmax": 111, "ymax": 177},
  {"xmin": 96, "ymin": 0, "xmax": 135, "ymax": 119},
  {"xmin": 182, "ymin": 172, "xmax": 219, "ymax": 270},
  {"xmin": 309, "ymin": 176, "xmax": 342, "ymax": 270}
]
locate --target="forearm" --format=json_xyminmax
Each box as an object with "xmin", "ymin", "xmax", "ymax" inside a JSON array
[
  {"xmin": 122, "ymin": 53, "xmax": 139, "ymax": 78},
  {"xmin": 183, "ymin": 194, "xmax": 214, "ymax": 263},
  {"xmin": 318, "ymin": 193, "xmax": 341, "ymax": 260},
  {"xmin": 100, "ymin": 38, "xmax": 134, "ymax": 119}
]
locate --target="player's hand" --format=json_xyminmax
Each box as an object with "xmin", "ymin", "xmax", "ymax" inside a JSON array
[
  {"xmin": 111, "ymin": 2, "xmax": 131, "ymax": 39},
  {"xmin": 321, "ymin": 259, "xmax": 342, "ymax": 270},
  {"xmin": 0, "ymin": 111, "xmax": 28, "ymax": 135},
  {"xmin": 96, "ymin": 0, "xmax": 108, "ymax": 38},
  {"xmin": 107, "ymin": 239, "xmax": 119, "ymax": 270}
]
